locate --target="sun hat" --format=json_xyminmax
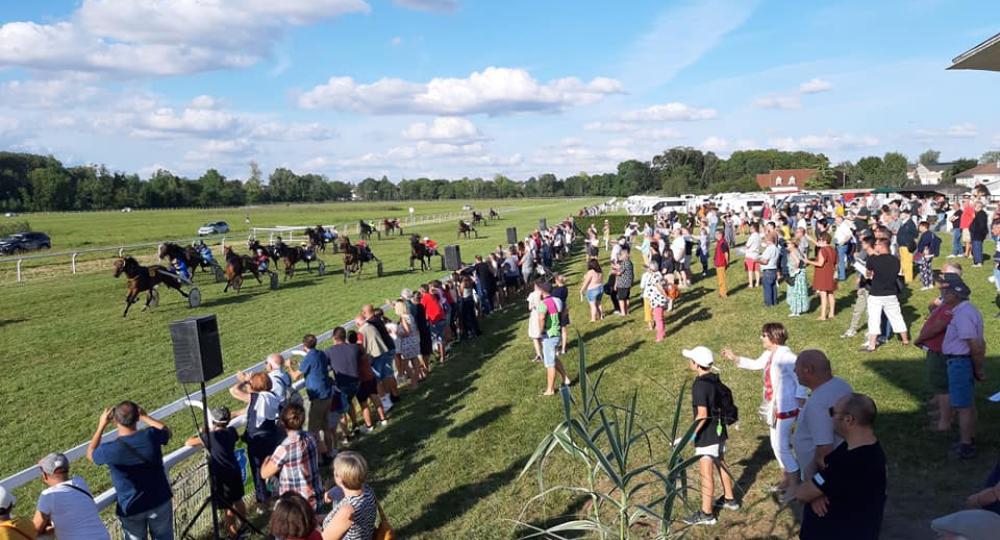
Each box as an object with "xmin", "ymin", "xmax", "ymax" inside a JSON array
[{"xmin": 682, "ymin": 346, "xmax": 714, "ymax": 368}]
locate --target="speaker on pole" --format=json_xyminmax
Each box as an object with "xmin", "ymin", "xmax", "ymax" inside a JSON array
[
  {"xmin": 170, "ymin": 314, "xmax": 224, "ymax": 384},
  {"xmin": 538, "ymin": 218, "xmax": 547, "ymax": 231},
  {"xmin": 506, "ymin": 227, "xmax": 518, "ymax": 245},
  {"xmin": 444, "ymin": 244, "xmax": 462, "ymax": 271}
]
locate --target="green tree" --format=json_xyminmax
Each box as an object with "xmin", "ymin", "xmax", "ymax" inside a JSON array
[
  {"xmin": 941, "ymin": 158, "xmax": 978, "ymax": 184},
  {"xmin": 881, "ymin": 152, "xmax": 909, "ymax": 187},
  {"xmin": 197, "ymin": 169, "xmax": 225, "ymax": 206},
  {"xmin": 28, "ymin": 165, "xmax": 73, "ymax": 211},
  {"xmin": 918, "ymin": 149, "xmax": 940, "ymax": 165},
  {"xmin": 979, "ymin": 150, "xmax": 1000, "ymax": 164}
]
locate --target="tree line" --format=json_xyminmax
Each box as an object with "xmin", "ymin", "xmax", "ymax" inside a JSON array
[{"xmin": 1, "ymin": 147, "xmax": 991, "ymax": 212}]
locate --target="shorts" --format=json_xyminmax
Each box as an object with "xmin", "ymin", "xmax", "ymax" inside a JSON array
[
  {"xmin": 616, "ymin": 287, "xmax": 631, "ymax": 302},
  {"xmin": 430, "ymin": 320, "xmax": 447, "ymax": 345},
  {"xmin": 961, "ymin": 229, "xmax": 971, "ymax": 243},
  {"xmin": 330, "ymin": 392, "xmax": 350, "ymax": 416},
  {"xmin": 371, "ymin": 351, "xmax": 396, "ymax": 381},
  {"xmin": 356, "ymin": 378, "xmax": 378, "ymax": 402},
  {"xmin": 925, "ymin": 351, "xmax": 949, "ymax": 395},
  {"xmin": 559, "ymin": 312, "xmax": 570, "ymax": 327},
  {"xmin": 337, "ymin": 380, "xmax": 360, "ymax": 401},
  {"xmin": 745, "ymin": 258, "xmax": 759, "ymax": 272},
  {"xmin": 947, "ymin": 356, "xmax": 975, "ymax": 408},
  {"xmin": 541, "ymin": 335, "xmax": 560, "ymax": 368},
  {"xmin": 586, "ymin": 286, "xmax": 603, "ymax": 303},
  {"xmin": 504, "ymin": 274, "xmax": 519, "ymax": 288},
  {"xmin": 695, "ymin": 441, "xmax": 726, "ymax": 459},
  {"xmin": 305, "ymin": 397, "xmax": 332, "ymax": 432}
]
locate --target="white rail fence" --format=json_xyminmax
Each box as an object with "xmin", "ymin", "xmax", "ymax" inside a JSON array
[{"xmin": 1, "ymin": 209, "xmax": 509, "ymax": 283}]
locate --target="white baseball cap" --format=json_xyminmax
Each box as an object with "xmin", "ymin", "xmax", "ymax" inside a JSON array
[
  {"xmin": 0, "ymin": 485, "xmax": 15, "ymax": 510},
  {"xmin": 682, "ymin": 346, "xmax": 715, "ymax": 368}
]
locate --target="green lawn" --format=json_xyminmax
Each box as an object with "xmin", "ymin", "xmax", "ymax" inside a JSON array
[{"xmin": 2, "ymin": 204, "xmax": 998, "ymax": 539}]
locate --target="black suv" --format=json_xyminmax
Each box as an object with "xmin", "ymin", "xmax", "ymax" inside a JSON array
[{"xmin": 0, "ymin": 232, "xmax": 52, "ymax": 255}]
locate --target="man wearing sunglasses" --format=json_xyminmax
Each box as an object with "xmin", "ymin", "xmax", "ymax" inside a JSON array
[{"xmin": 794, "ymin": 393, "xmax": 886, "ymax": 540}]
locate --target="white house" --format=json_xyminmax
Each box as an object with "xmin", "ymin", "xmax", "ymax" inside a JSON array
[
  {"xmin": 912, "ymin": 162, "xmax": 957, "ymax": 185},
  {"xmin": 954, "ymin": 161, "xmax": 1000, "ymax": 190}
]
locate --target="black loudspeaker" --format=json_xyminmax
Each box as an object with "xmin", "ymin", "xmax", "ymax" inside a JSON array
[
  {"xmin": 506, "ymin": 227, "xmax": 518, "ymax": 244},
  {"xmin": 170, "ymin": 314, "xmax": 224, "ymax": 383},
  {"xmin": 444, "ymin": 244, "xmax": 462, "ymax": 271},
  {"xmin": 539, "ymin": 218, "xmax": 547, "ymax": 231}
]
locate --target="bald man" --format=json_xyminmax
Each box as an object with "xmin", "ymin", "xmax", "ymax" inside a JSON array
[
  {"xmin": 795, "ymin": 393, "xmax": 887, "ymax": 540},
  {"xmin": 792, "ymin": 350, "xmax": 853, "ymax": 481},
  {"xmin": 265, "ymin": 353, "xmax": 293, "ymax": 406}
]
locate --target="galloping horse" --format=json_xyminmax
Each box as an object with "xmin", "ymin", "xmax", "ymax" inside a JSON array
[
  {"xmin": 489, "ymin": 208, "xmax": 500, "ymax": 220},
  {"xmin": 358, "ymin": 220, "xmax": 376, "ymax": 241},
  {"xmin": 383, "ymin": 218, "xmax": 403, "ymax": 236},
  {"xmin": 247, "ymin": 238, "xmax": 280, "ymax": 267},
  {"xmin": 305, "ymin": 226, "xmax": 337, "ymax": 253},
  {"xmin": 470, "ymin": 211, "xmax": 486, "ymax": 227},
  {"xmin": 457, "ymin": 220, "xmax": 478, "ymax": 239},
  {"xmin": 157, "ymin": 242, "xmax": 204, "ymax": 282},
  {"xmin": 340, "ymin": 236, "xmax": 378, "ymax": 282},
  {"xmin": 222, "ymin": 246, "xmax": 262, "ymax": 293},
  {"xmin": 409, "ymin": 235, "xmax": 431, "ymax": 271},
  {"xmin": 113, "ymin": 256, "xmax": 188, "ymax": 317},
  {"xmin": 275, "ymin": 243, "xmax": 317, "ymax": 280}
]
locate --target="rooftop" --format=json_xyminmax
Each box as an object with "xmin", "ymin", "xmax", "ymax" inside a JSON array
[{"xmin": 949, "ymin": 31, "xmax": 1000, "ymax": 71}]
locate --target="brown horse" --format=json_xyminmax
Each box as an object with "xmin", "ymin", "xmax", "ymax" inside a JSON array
[
  {"xmin": 489, "ymin": 208, "xmax": 500, "ymax": 220},
  {"xmin": 223, "ymin": 246, "xmax": 262, "ymax": 293},
  {"xmin": 409, "ymin": 235, "xmax": 431, "ymax": 271},
  {"xmin": 340, "ymin": 236, "xmax": 379, "ymax": 282},
  {"xmin": 276, "ymin": 243, "xmax": 317, "ymax": 280},
  {"xmin": 113, "ymin": 256, "xmax": 188, "ymax": 317},
  {"xmin": 383, "ymin": 218, "xmax": 403, "ymax": 236},
  {"xmin": 471, "ymin": 212, "xmax": 485, "ymax": 226},
  {"xmin": 458, "ymin": 220, "xmax": 478, "ymax": 239}
]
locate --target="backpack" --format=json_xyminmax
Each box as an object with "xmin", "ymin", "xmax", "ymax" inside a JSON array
[
  {"xmin": 929, "ymin": 234, "xmax": 942, "ymax": 256},
  {"xmin": 712, "ymin": 378, "xmax": 739, "ymax": 426}
]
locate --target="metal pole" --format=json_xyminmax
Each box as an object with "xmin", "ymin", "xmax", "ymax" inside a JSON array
[{"xmin": 71, "ymin": 253, "xmax": 77, "ymax": 274}]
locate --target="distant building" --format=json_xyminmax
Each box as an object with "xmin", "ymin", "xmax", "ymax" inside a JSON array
[
  {"xmin": 755, "ymin": 168, "xmax": 817, "ymax": 190},
  {"xmin": 954, "ymin": 161, "xmax": 1000, "ymax": 189},
  {"xmin": 912, "ymin": 162, "xmax": 960, "ymax": 185}
]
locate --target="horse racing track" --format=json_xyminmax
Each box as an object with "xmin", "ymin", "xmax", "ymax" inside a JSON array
[{"xmin": 0, "ymin": 199, "xmax": 590, "ymax": 506}]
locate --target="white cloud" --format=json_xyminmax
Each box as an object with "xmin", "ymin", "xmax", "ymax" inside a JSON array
[
  {"xmin": 390, "ymin": 36, "xmax": 403, "ymax": 46},
  {"xmin": 0, "ymin": 116, "xmax": 19, "ymax": 137},
  {"xmin": 184, "ymin": 139, "xmax": 257, "ymax": 163},
  {"xmin": 189, "ymin": 95, "xmax": 221, "ymax": 109},
  {"xmin": 621, "ymin": 102, "xmax": 717, "ymax": 122},
  {"xmin": 401, "ymin": 116, "xmax": 484, "ymax": 143},
  {"xmin": 135, "ymin": 107, "xmax": 243, "ymax": 138},
  {"xmin": 753, "ymin": 94, "xmax": 801, "ymax": 110},
  {"xmin": 393, "ymin": 0, "xmax": 458, "ymax": 12},
  {"xmin": 701, "ymin": 136, "xmax": 729, "ymax": 152},
  {"xmin": 0, "ymin": 0, "xmax": 370, "ymax": 76},
  {"xmin": 768, "ymin": 133, "xmax": 879, "ymax": 151},
  {"xmin": 584, "ymin": 121, "xmax": 681, "ymax": 140},
  {"xmin": 298, "ymin": 67, "xmax": 623, "ymax": 115},
  {"xmin": 585, "ymin": 121, "xmax": 637, "ymax": 133},
  {"xmin": 799, "ymin": 78, "xmax": 832, "ymax": 94},
  {"xmin": 0, "ymin": 76, "xmax": 101, "ymax": 109},
  {"xmin": 915, "ymin": 123, "xmax": 978, "ymax": 140}
]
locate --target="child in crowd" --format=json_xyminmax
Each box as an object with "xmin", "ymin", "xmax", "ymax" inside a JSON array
[
  {"xmin": 915, "ymin": 220, "xmax": 941, "ymax": 290},
  {"xmin": 664, "ymin": 273, "xmax": 680, "ymax": 312},
  {"xmin": 184, "ymin": 406, "xmax": 249, "ymax": 539}
]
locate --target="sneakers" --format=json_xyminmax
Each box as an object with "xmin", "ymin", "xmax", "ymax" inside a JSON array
[
  {"xmin": 683, "ymin": 510, "xmax": 717, "ymax": 526},
  {"xmin": 714, "ymin": 497, "xmax": 741, "ymax": 511},
  {"xmin": 360, "ymin": 425, "xmax": 374, "ymax": 434},
  {"xmin": 841, "ymin": 330, "xmax": 856, "ymax": 338},
  {"xmin": 378, "ymin": 419, "xmax": 389, "ymax": 427}
]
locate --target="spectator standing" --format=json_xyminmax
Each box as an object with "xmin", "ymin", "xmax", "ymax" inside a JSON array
[
  {"xmin": 639, "ymin": 261, "xmax": 668, "ymax": 342},
  {"xmin": 682, "ymin": 346, "xmax": 738, "ymax": 526},
  {"xmin": 745, "ymin": 222, "xmax": 762, "ymax": 289},
  {"xmin": 915, "ymin": 221, "xmax": 941, "ymax": 290},
  {"xmin": 536, "ymin": 281, "xmax": 571, "ymax": 396},
  {"xmin": 406, "ymin": 289, "xmax": 434, "ymax": 374},
  {"xmin": 32, "ymin": 453, "xmax": 110, "ymax": 540},
  {"xmin": 833, "ymin": 215, "xmax": 855, "ymax": 282},
  {"xmin": 360, "ymin": 304, "xmax": 400, "ymax": 402},
  {"xmin": 551, "ymin": 275, "xmax": 571, "ymax": 355},
  {"xmin": 320, "ymin": 452, "xmax": 380, "ymax": 540},
  {"xmin": 914, "ymin": 288, "xmax": 955, "ymax": 433},
  {"xmin": 948, "ymin": 201, "xmax": 963, "ymax": 258},
  {"xmin": 714, "ymin": 230, "xmax": 729, "ymax": 298},
  {"xmin": 896, "ymin": 210, "xmax": 918, "ymax": 284},
  {"xmin": 806, "ymin": 233, "xmax": 836, "ymax": 321},
  {"xmin": 419, "ymin": 285, "xmax": 447, "ymax": 364},
  {"xmin": 760, "ymin": 234, "xmax": 781, "ymax": 307},
  {"xmin": 723, "ymin": 323, "xmax": 805, "ymax": 495},
  {"xmin": 960, "ymin": 196, "xmax": 975, "ymax": 258},
  {"xmin": 526, "ymin": 284, "xmax": 544, "ymax": 362},
  {"xmin": 786, "ymin": 244, "xmax": 810, "ymax": 317},
  {"xmin": 183, "ymin": 407, "xmax": 248, "ymax": 539},
  {"xmin": 970, "ymin": 202, "xmax": 989, "ymax": 266},
  {"xmin": 792, "ymin": 351, "xmax": 854, "ymax": 481},
  {"xmin": 614, "ymin": 246, "xmax": 634, "ymax": 316},
  {"xmin": 393, "ymin": 300, "xmax": 423, "ymax": 387},
  {"xmin": 230, "ymin": 372, "xmax": 281, "ymax": 504},
  {"xmin": 940, "ymin": 276, "xmax": 986, "ymax": 459},
  {"xmin": 863, "ymin": 238, "xmax": 910, "ymax": 352},
  {"xmin": 288, "ymin": 334, "xmax": 336, "ymax": 464},
  {"xmin": 0, "ymin": 487, "xmax": 35, "ymax": 540},
  {"xmin": 86, "ymin": 401, "xmax": 173, "ymax": 540},
  {"xmin": 794, "ymin": 393, "xmax": 887, "ymax": 540},
  {"xmin": 578, "ymin": 258, "xmax": 605, "ymax": 322},
  {"xmin": 261, "ymin": 403, "xmax": 323, "ymax": 510}
]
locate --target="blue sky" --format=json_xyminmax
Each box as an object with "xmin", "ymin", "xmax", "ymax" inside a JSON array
[{"xmin": 0, "ymin": 0, "xmax": 997, "ymax": 182}]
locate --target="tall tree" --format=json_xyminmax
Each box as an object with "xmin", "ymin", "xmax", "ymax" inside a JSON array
[
  {"xmin": 979, "ymin": 150, "xmax": 1000, "ymax": 164},
  {"xmin": 918, "ymin": 149, "xmax": 940, "ymax": 165}
]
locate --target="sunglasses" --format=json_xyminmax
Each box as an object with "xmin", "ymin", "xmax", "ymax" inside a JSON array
[{"xmin": 828, "ymin": 407, "xmax": 847, "ymax": 418}]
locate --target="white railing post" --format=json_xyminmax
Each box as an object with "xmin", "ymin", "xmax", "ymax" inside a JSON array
[
  {"xmin": 220, "ymin": 237, "xmax": 225, "ymax": 252},
  {"xmin": 118, "ymin": 248, "xmax": 125, "ymax": 257},
  {"xmin": 16, "ymin": 259, "xmax": 22, "ymax": 282},
  {"xmin": 71, "ymin": 253, "xmax": 78, "ymax": 274}
]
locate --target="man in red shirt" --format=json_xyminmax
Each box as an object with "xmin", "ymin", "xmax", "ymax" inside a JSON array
[
  {"xmin": 419, "ymin": 284, "xmax": 446, "ymax": 363},
  {"xmin": 959, "ymin": 196, "xmax": 975, "ymax": 258},
  {"xmin": 714, "ymin": 230, "xmax": 730, "ymax": 298}
]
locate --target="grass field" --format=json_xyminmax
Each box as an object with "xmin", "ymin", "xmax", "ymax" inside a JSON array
[{"xmin": 2, "ymin": 202, "xmax": 999, "ymax": 538}]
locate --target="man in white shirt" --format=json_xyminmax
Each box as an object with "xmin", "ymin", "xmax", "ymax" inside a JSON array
[
  {"xmin": 792, "ymin": 350, "xmax": 854, "ymax": 480},
  {"xmin": 833, "ymin": 215, "xmax": 856, "ymax": 282},
  {"xmin": 34, "ymin": 452, "xmax": 110, "ymax": 540}
]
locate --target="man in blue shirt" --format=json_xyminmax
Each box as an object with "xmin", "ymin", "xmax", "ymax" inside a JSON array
[
  {"xmin": 86, "ymin": 401, "xmax": 173, "ymax": 540},
  {"xmin": 289, "ymin": 334, "xmax": 336, "ymax": 465}
]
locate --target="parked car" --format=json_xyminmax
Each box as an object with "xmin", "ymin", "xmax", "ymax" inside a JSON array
[
  {"xmin": 121, "ymin": 207, "xmax": 133, "ymax": 213},
  {"xmin": 197, "ymin": 221, "xmax": 229, "ymax": 235},
  {"xmin": 0, "ymin": 232, "xmax": 51, "ymax": 255}
]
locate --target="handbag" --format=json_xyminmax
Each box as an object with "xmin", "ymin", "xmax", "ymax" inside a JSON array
[{"xmin": 374, "ymin": 498, "xmax": 395, "ymax": 540}]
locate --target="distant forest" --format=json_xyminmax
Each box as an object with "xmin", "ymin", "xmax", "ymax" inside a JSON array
[{"xmin": 0, "ymin": 147, "xmax": 963, "ymax": 212}]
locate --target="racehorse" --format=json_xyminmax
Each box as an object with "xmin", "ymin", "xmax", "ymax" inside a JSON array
[
  {"xmin": 247, "ymin": 238, "xmax": 280, "ymax": 267},
  {"xmin": 340, "ymin": 236, "xmax": 379, "ymax": 282},
  {"xmin": 489, "ymin": 208, "xmax": 500, "ymax": 220},
  {"xmin": 358, "ymin": 220, "xmax": 376, "ymax": 241},
  {"xmin": 158, "ymin": 242, "xmax": 205, "ymax": 281},
  {"xmin": 458, "ymin": 220, "xmax": 478, "ymax": 239},
  {"xmin": 304, "ymin": 226, "xmax": 326, "ymax": 253},
  {"xmin": 409, "ymin": 235, "xmax": 431, "ymax": 271},
  {"xmin": 275, "ymin": 243, "xmax": 317, "ymax": 280},
  {"xmin": 383, "ymin": 218, "xmax": 403, "ymax": 236},
  {"xmin": 223, "ymin": 246, "xmax": 262, "ymax": 293},
  {"xmin": 113, "ymin": 256, "xmax": 188, "ymax": 317},
  {"xmin": 471, "ymin": 212, "xmax": 486, "ymax": 227}
]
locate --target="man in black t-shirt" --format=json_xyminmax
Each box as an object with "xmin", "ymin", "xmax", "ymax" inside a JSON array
[
  {"xmin": 795, "ymin": 392, "xmax": 886, "ymax": 540},
  {"xmin": 682, "ymin": 347, "xmax": 737, "ymax": 526},
  {"xmin": 863, "ymin": 238, "xmax": 909, "ymax": 352}
]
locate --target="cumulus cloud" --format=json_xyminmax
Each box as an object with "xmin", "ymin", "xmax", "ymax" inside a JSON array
[
  {"xmin": 584, "ymin": 121, "xmax": 682, "ymax": 140},
  {"xmin": 0, "ymin": 75, "xmax": 101, "ymax": 109},
  {"xmin": 401, "ymin": 116, "xmax": 485, "ymax": 143},
  {"xmin": 799, "ymin": 78, "xmax": 832, "ymax": 94},
  {"xmin": 392, "ymin": 0, "xmax": 458, "ymax": 12},
  {"xmin": 0, "ymin": 0, "xmax": 370, "ymax": 76},
  {"xmin": 915, "ymin": 123, "xmax": 978, "ymax": 140},
  {"xmin": 701, "ymin": 136, "xmax": 729, "ymax": 152},
  {"xmin": 768, "ymin": 133, "xmax": 879, "ymax": 151},
  {"xmin": 298, "ymin": 67, "xmax": 623, "ymax": 115},
  {"xmin": 753, "ymin": 94, "xmax": 801, "ymax": 110},
  {"xmin": 621, "ymin": 102, "xmax": 717, "ymax": 122}
]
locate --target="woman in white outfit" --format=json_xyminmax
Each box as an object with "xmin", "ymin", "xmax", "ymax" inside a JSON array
[{"xmin": 722, "ymin": 322, "xmax": 806, "ymax": 495}]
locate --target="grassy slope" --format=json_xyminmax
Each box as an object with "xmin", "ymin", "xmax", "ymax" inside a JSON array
[{"xmin": 3, "ymin": 203, "xmax": 998, "ymax": 538}]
